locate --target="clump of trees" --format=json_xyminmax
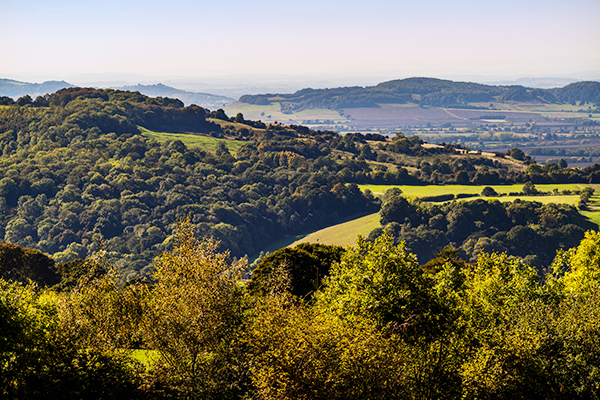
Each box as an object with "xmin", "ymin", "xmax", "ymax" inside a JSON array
[
  {"xmin": 4, "ymin": 226, "xmax": 600, "ymax": 398},
  {"xmin": 372, "ymin": 190, "xmax": 590, "ymax": 268}
]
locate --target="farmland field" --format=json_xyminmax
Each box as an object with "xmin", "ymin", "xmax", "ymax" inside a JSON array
[
  {"xmin": 359, "ymin": 182, "xmax": 600, "ymax": 226},
  {"xmin": 249, "ymin": 212, "xmax": 380, "ymax": 262},
  {"xmin": 223, "ymin": 102, "xmax": 351, "ymax": 126}
]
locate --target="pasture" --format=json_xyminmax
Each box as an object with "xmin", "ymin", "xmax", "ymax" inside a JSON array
[
  {"xmin": 358, "ymin": 183, "xmax": 599, "ymax": 198},
  {"xmin": 359, "ymin": 182, "xmax": 600, "ymax": 227},
  {"xmin": 288, "ymin": 212, "xmax": 381, "ymax": 248},
  {"xmin": 139, "ymin": 126, "xmax": 246, "ymax": 154}
]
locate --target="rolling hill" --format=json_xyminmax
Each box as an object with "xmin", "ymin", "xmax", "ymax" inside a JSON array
[
  {"xmin": 0, "ymin": 78, "xmax": 74, "ymax": 98},
  {"xmin": 227, "ymin": 77, "xmax": 600, "ymax": 132}
]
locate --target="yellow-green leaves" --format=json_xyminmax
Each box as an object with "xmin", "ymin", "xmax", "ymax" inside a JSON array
[{"xmin": 562, "ymin": 230, "xmax": 600, "ymax": 293}]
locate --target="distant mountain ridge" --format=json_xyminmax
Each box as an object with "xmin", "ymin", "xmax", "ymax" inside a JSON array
[
  {"xmin": 239, "ymin": 77, "xmax": 600, "ymax": 112},
  {"xmin": 112, "ymin": 83, "xmax": 235, "ymax": 108},
  {"xmin": 0, "ymin": 79, "xmax": 74, "ymax": 98},
  {"xmin": 0, "ymin": 79, "xmax": 235, "ymax": 109}
]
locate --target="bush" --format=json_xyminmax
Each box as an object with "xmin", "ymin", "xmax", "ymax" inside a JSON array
[
  {"xmin": 420, "ymin": 194, "xmax": 455, "ymax": 202},
  {"xmin": 481, "ymin": 186, "xmax": 498, "ymax": 197}
]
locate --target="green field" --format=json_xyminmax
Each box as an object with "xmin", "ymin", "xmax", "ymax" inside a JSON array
[
  {"xmin": 358, "ymin": 183, "xmax": 599, "ymax": 198},
  {"xmin": 130, "ymin": 349, "xmax": 159, "ymax": 368},
  {"xmin": 206, "ymin": 118, "xmax": 266, "ymax": 132},
  {"xmin": 139, "ymin": 126, "xmax": 247, "ymax": 154},
  {"xmin": 248, "ymin": 212, "xmax": 381, "ymax": 263},
  {"xmin": 288, "ymin": 212, "xmax": 381, "ymax": 248}
]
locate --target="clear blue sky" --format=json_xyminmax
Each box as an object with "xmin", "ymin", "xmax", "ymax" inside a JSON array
[{"xmin": 1, "ymin": 0, "xmax": 599, "ymax": 84}]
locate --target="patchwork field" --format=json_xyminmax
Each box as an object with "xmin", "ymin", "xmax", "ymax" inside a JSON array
[
  {"xmin": 224, "ymin": 100, "xmax": 597, "ymax": 133},
  {"xmin": 223, "ymin": 102, "xmax": 351, "ymax": 127}
]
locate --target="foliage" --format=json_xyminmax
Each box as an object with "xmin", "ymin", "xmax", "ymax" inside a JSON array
[
  {"xmin": 141, "ymin": 220, "xmax": 248, "ymax": 398},
  {"xmin": 375, "ymin": 192, "xmax": 589, "ymax": 268},
  {"xmin": 6, "ymin": 227, "xmax": 600, "ymax": 398},
  {"xmin": 0, "ymin": 242, "xmax": 59, "ymax": 286},
  {"xmin": 316, "ymin": 233, "xmax": 441, "ymax": 334},
  {"xmin": 481, "ymin": 186, "xmax": 498, "ymax": 196},
  {"xmin": 0, "ymin": 279, "xmax": 141, "ymax": 398},
  {"xmin": 240, "ymin": 78, "xmax": 600, "ymax": 111},
  {"xmin": 247, "ymin": 242, "xmax": 344, "ymax": 299},
  {"xmin": 0, "ymin": 89, "xmax": 380, "ymax": 279}
]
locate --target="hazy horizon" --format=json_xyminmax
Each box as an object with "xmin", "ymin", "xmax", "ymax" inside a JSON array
[{"xmin": 2, "ymin": 0, "xmax": 599, "ymax": 94}]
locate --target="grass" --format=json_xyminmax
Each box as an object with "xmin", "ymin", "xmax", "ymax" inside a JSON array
[
  {"xmin": 130, "ymin": 349, "xmax": 159, "ymax": 368},
  {"xmin": 139, "ymin": 126, "xmax": 247, "ymax": 154},
  {"xmin": 206, "ymin": 118, "xmax": 266, "ymax": 132},
  {"xmin": 358, "ymin": 183, "xmax": 597, "ymax": 198},
  {"xmin": 289, "ymin": 212, "xmax": 381, "ymax": 248},
  {"xmin": 252, "ymin": 184, "xmax": 600, "ymax": 263},
  {"xmin": 249, "ymin": 213, "xmax": 380, "ymax": 263}
]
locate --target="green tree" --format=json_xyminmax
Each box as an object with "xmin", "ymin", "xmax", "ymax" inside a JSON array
[
  {"xmin": 141, "ymin": 220, "xmax": 248, "ymax": 398},
  {"xmin": 522, "ymin": 181, "xmax": 537, "ymax": 195},
  {"xmin": 481, "ymin": 186, "xmax": 498, "ymax": 197},
  {"xmin": 0, "ymin": 279, "xmax": 140, "ymax": 398},
  {"xmin": 0, "ymin": 242, "xmax": 59, "ymax": 286},
  {"xmin": 316, "ymin": 233, "xmax": 439, "ymax": 333},
  {"xmin": 247, "ymin": 243, "xmax": 344, "ymax": 299}
]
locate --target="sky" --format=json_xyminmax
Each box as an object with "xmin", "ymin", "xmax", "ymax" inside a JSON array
[{"xmin": 1, "ymin": 0, "xmax": 599, "ymax": 89}]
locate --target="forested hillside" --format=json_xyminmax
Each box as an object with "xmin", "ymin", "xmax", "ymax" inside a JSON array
[
  {"xmin": 3, "ymin": 86, "xmax": 600, "ymax": 398},
  {"xmin": 2, "ymin": 86, "xmax": 600, "ymax": 280}
]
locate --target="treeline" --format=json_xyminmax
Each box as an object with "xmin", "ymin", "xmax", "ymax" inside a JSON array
[
  {"xmin": 239, "ymin": 77, "xmax": 600, "ymax": 110},
  {"xmin": 3, "ymin": 223, "xmax": 600, "ymax": 399},
  {"xmin": 371, "ymin": 189, "xmax": 590, "ymax": 269}
]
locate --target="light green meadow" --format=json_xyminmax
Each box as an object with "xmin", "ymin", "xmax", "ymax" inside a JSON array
[{"xmin": 139, "ymin": 126, "xmax": 246, "ymax": 154}]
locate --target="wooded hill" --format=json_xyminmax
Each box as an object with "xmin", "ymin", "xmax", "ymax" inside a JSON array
[
  {"xmin": 239, "ymin": 77, "xmax": 600, "ymax": 111},
  {"xmin": 2, "ymin": 86, "xmax": 600, "ymax": 280}
]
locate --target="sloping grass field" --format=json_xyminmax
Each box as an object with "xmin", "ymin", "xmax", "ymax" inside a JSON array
[
  {"xmin": 139, "ymin": 126, "xmax": 246, "ymax": 154},
  {"xmin": 288, "ymin": 212, "xmax": 381, "ymax": 248}
]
